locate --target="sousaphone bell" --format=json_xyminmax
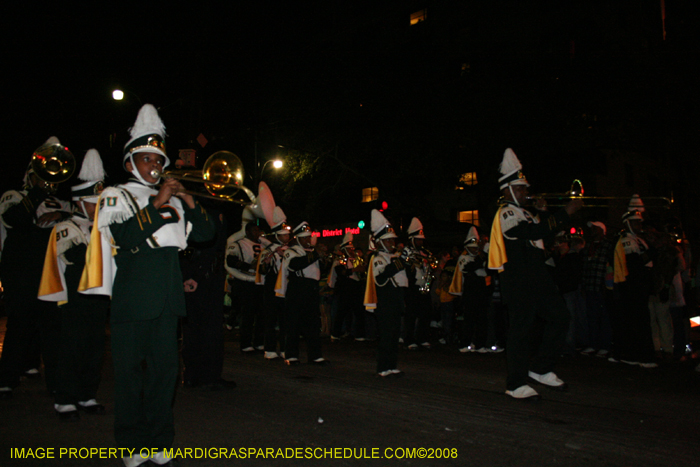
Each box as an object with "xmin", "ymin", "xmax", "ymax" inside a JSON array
[{"xmin": 31, "ymin": 143, "xmax": 77, "ymax": 192}]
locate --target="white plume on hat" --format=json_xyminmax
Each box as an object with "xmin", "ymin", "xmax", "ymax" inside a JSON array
[
  {"xmin": 129, "ymin": 104, "xmax": 166, "ymax": 141},
  {"xmin": 123, "ymin": 104, "xmax": 169, "ymax": 168},
  {"xmin": 271, "ymin": 206, "xmax": 287, "ymax": 230},
  {"xmin": 499, "ymin": 148, "xmax": 521, "ymax": 177},
  {"xmin": 370, "ymin": 209, "xmax": 397, "ymax": 241},
  {"xmin": 78, "ymin": 149, "xmax": 106, "ymax": 182},
  {"xmin": 44, "ymin": 136, "xmax": 61, "ymax": 146},
  {"xmin": 498, "ymin": 148, "xmax": 529, "ymax": 189},
  {"xmin": 340, "ymin": 232, "xmax": 353, "ymax": 247},
  {"xmin": 628, "ymin": 194, "xmax": 645, "ymax": 213},
  {"xmin": 71, "ymin": 148, "xmax": 106, "ymax": 202},
  {"xmin": 464, "ymin": 226, "xmax": 479, "ymax": 246},
  {"xmin": 407, "ymin": 217, "xmax": 425, "ymax": 239}
]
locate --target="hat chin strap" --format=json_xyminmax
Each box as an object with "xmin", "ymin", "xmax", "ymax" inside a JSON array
[
  {"xmin": 377, "ymin": 238, "xmax": 393, "ymax": 254},
  {"xmin": 128, "ymin": 154, "xmax": 159, "ymax": 187},
  {"xmin": 296, "ymin": 237, "xmax": 312, "ymax": 251},
  {"xmin": 78, "ymin": 201, "xmax": 90, "ymax": 220},
  {"xmin": 508, "ymin": 185, "xmax": 520, "ymax": 207}
]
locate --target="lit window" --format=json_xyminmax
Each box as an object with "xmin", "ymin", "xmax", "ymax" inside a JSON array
[
  {"xmin": 459, "ymin": 172, "xmax": 478, "ymax": 186},
  {"xmin": 410, "ymin": 9, "xmax": 427, "ymax": 25},
  {"xmin": 458, "ymin": 210, "xmax": 479, "ymax": 226},
  {"xmin": 362, "ymin": 187, "xmax": 378, "ymax": 203}
]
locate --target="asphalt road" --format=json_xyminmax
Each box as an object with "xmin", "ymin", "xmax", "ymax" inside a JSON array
[{"xmin": 1, "ymin": 321, "xmax": 699, "ymax": 467}]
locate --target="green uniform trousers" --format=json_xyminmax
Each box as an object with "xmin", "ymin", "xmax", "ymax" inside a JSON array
[{"xmin": 111, "ymin": 313, "xmax": 179, "ymax": 450}]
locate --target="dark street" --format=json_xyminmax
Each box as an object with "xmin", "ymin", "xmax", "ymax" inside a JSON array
[{"xmin": 1, "ymin": 318, "xmax": 698, "ymax": 467}]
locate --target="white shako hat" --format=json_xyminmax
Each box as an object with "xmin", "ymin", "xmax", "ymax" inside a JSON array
[
  {"xmin": 622, "ymin": 210, "xmax": 643, "ymax": 223},
  {"xmin": 339, "ymin": 232, "xmax": 354, "ymax": 248},
  {"xmin": 24, "ymin": 136, "xmax": 61, "ymax": 187},
  {"xmin": 123, "ymin": 104, "xmax": 169, "ymax": 169},
  {"xmin": 464, "ymin": 226, "xmax": 479, "ymax": 246},
  {"xmin": 498, "ymin": 148, "xmax": 529, "ymax": 190},
  {"xmin": 628, "ymin": 194, "xmax": 645, "ymax": 213},
  {"xmin": 370, "ymin": 209, "xmax": 396, "ymax": 241},
  {"xmin": 71, "ymin": 149, "xmax": 106, "ymax": 202},
  {"xmin": 270, "ymin": 206, "xmax": 291, "ymax": 235},
  {"xmin": 407, "ymin": 217, "xmax": 425, "ymax": 239},
  {"xmin": 292, "ymin": 221, "xmax": 312, "ymax": 238}
]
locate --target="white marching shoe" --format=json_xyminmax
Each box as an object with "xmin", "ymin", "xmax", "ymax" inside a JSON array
[
  {"xmin": 528, "ymin": 371, "xmax": 568, "ymax": 391},
  {"xmin": 505, "ymin": 385, "xmax": 540, "ymax": 400}
]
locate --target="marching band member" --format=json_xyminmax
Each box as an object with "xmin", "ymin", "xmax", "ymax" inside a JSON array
[
  {"xmin": 257, "ymin": 206, "xmax": 291, "ymax": 360},
  {"xmin": 80, "ymin": 104, "xmax": 215, "ymax": 466},
  {"xmin": 402, "ymin": 217, "xmax": 432, "ymax": 350},
  {"xmin": 613, "ymin": 209, "xmax": 657, "ymax": 368},
  {"xmin": 280, "ymin": 222, "xmax": 328, "ymax": 365},
  {"xmin": 226, "ymin": 221, "xmax": 264, "ymax": 353},
  {"xmin": 38, "ymin": 149, "xmax": 109, "ymax": 420},
  {"xmin": 180, "ymin": 205, "xmax": 235, "ymax": 389},
  {"xmin": 450, "ymin": 226, "xmax": 492, "ymax": 353},
  {"xmin": 488, "ymin": 148, "xmax": 581, "ymax": 400},
  {"xmin": 0, "ymin": 137, "xmax": 73, "ymax": 400},
  {"xmin": 329, "ymin": 232, "xmax": 367, "ymax": 341},
  {"xmin": 364, "ymin": 209, "xmax": 408, "ymax": 377}
]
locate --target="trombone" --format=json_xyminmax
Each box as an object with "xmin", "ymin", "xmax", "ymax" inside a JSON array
[
  {"xmin": 527, "ymin": 179, "xmax": 673, "ymax": 209},
  {"xmin": 151, "ymin": 151, "xmax": 255, "ymax": 205}
]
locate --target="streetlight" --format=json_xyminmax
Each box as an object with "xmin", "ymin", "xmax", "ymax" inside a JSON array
[
  {"xmin": 260, "ymin": 158, "xmax": 283, "ymax": 179},
  {"xmin": 112, "ymin": 88, "xmax": 142, "ymax": 105},
  {"xmin": 254, "ymin": 143, "xmax": 285, "ymax": 184}
]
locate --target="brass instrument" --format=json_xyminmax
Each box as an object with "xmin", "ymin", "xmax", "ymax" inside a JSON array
[
  {"xmin": 333, "ymin": 251, "xmax": 366, "ymax": 278},
  {"xmin": 31, "ymin": 143, "xmax": 76, "ymax": 193},
  {"xmin": 151, "ymin": 151, "xmax": 255, "ymax": 205},
  {"xmin": 403, "ymin": 249, "xmax": 438, "ymax": 294},
  {"xmin": 527, "ymin": 179, "xmax": 584, "ymax": 201},
  {"xmin": 351, "ymin": 255, "xmax": 365, "ymax": 269},
  {"xmin": 228, "ymin": 181, "xmax": 276, "ymax": 243},
  {"xmin": 351, "ymin": 255, "xmax": 367, "ymax": 279},
  {"xmin": 419, "ymin": 251, "xmax": 439, "ymax": 294},
  {"xmin": 527, "ymin": 179, "xmax": 672, "ymax": 209},
  {"xmin": 332, "ymin": 251, "xmax": 349, "ymax": 266}
]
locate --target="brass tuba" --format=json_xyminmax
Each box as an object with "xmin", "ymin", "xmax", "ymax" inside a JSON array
[{"xmin": 31, "ymin": 143, "xmax": 76, "ymax": 193}]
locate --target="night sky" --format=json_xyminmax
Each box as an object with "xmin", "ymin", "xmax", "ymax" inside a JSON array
[{"xmin": 2, "ymin": 1, "xmax": 699, "ymax": 232}]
